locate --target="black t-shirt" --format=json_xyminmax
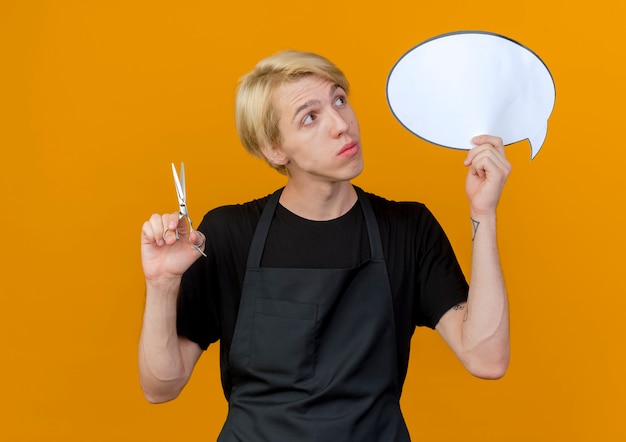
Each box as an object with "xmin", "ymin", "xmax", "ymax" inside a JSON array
[{"xmin": 178, "ymin": 189, "xmax": 469, "ymax": 398}]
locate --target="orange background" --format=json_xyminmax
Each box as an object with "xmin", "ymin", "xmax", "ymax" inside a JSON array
[{"xmin": 1, "ymin": 1, "xmax": 624, "ymax": 440}]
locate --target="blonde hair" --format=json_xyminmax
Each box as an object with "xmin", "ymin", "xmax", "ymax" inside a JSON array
[{"xmin": 235, "ymin": 50, "xmax": 350, "ymax": 174}]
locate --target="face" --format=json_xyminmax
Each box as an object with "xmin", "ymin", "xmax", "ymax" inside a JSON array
[{"xmin": 266, "ymin": 75, "xmax": 363, "ymax": 184}]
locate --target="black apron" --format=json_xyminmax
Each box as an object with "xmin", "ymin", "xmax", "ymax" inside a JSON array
[{"xmin": 218, "ymin": 187, "xmax": 410, "ymax": 442}]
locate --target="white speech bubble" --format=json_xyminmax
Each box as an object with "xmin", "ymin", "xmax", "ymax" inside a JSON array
[{"xmin": 386, "ymin": 31, "xmax": 556, "ymax": 159}]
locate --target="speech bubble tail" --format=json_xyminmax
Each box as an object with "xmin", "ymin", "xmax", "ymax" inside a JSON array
[{"xmin": 528, "ymin": 123, "xmax": 548, "ymax": 160}]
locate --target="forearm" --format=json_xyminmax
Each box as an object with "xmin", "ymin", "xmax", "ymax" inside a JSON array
[
  {"xmin": 463, "ymin": 212, "xmax": 510, "ymax": 377},
  {"xmin": 138, "ymin": 278, "xmax": 191, "ymax": 402}
]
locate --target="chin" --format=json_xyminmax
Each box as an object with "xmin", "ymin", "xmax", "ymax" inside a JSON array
[{"xmin": 344, "ymin": 161, "xmax": 364, "ymax": 181}]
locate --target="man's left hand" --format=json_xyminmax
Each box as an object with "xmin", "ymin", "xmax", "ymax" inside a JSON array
[{"xmin": 464, "ymin": 135, "xmax": 512, "ymax": 217}]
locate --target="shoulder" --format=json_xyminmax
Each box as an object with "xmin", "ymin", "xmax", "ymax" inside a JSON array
[
  {"xmin": 359, "ymin": 189, "xmax": 449, "ymax": 250},
  {"xmin": 200, "ymin": 194, "xmax": 270, "ymax": 230},
  {"xmin": 363, "ymin": 190, "xmax": 426, "ymax": 212},
  {"xmin": 361, "ymin": 189, "xmax": 436, "ymax": 227},
  {"xmin": 185, "ymin": 193, "xmax": 275, "ymax": 263},
  {"xmin": 194, "ymin": 193, "xmax": 275, "ymax": 251}
]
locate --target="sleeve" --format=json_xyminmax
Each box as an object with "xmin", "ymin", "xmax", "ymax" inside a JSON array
[
  {"xmin": 176, "ymin": 214, "xmax": 223, "ymax": 350},
  {"xmin": 413, "ymin": 206, "xmax": 469, "ymax": 329}
]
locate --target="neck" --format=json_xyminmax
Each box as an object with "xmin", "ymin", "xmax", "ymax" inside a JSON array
[{"xmin": 279, "ymin": 180, "xmax": 357, "ymax": 221}]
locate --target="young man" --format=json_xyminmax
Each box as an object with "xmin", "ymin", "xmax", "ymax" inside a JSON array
[{"xmin": 139, "ymin": 50, "xmax": 511, "ymax": 441}]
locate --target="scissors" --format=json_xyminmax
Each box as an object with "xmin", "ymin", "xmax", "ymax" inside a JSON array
[{"xmin": 171, "ymin": 162, "xmax": 206, "ymax": 257}]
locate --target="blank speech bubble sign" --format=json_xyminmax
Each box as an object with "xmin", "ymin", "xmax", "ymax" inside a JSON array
[{"xmin": 386, "ymin": 31, "xmax": 556, "ymax": 159}]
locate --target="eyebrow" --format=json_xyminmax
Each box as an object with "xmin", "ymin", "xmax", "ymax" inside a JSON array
[{"xmin": 291, "ymin": 83, "xmax": 341, "ymax": 123}]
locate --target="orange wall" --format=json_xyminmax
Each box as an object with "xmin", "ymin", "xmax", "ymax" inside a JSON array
[{"xmin": 1, "ymin": 1, "xmax": 624, "ymax": 440}]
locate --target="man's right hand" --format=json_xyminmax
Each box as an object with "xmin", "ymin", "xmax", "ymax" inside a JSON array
[{"xmin": 141, "ymin": 212, "xmax": 206, "ymax": 284}]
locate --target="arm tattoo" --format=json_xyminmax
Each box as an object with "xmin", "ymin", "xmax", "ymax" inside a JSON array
[{"xmin": 471, "ymin": 218, "xmax": 480, "ymax": 241}]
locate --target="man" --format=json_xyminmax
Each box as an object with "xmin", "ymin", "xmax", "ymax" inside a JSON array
[{"xmin": 139, "ymin": 50, "xmax": 511, "ymax": 441}]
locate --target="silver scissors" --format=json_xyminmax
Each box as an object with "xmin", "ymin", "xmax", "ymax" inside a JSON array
[{"xmin": 171, "ymin": 162, "xmax": 206, "ymax": 257}]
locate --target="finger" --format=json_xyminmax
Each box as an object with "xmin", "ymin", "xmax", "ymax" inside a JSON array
[
  {"xmin": 470, "ymin": 146, "xmax": 508, "ymax": 170},
  {"xmin": 189, "ymin": 230, "xmax": 207, "ymax": 257},
  {"xmin": 189, "ymin": 229, "xmax": 205, "ymax": 247},
  {"xmin": 466, "ymin": 134, "xmax": 505, "ymax": 160},
  {"xmin": 142, "ymin": 214, "xmax": 168, "ymax": 247},
  {"xmin": 465, "ymin": 142, "xmax": 508, "ymax": 171},
  {"xmin": 468, "ymin": 149, "xmax": 512, "ymax": 184},
  {"xmin": 141, "ymin": 219, "xmax": 160, "ymax": 246},
  {"xmin": 160, "ymin": 213, "xmax": 183, "ymax": 244},
  {"xmin": 465, "ymin": 143, "xmax": 491, "ymax": 167},
  {"xmin": 471, "ymin": 134, "xmax": 504, "ymax": 149}
]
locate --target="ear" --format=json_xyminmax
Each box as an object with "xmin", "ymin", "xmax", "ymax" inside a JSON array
[{"xmin": 260, "ymin": 143, "xmax": 289, "ymax": 167}]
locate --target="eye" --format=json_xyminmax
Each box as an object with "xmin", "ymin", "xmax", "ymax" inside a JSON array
[
  {"xmin": 334, "ymin": 95, "xmax": 347, "ymax": 106},
  {"xmin": 302, "ymin": 113, "xmax": 316, "ymax": 125}
]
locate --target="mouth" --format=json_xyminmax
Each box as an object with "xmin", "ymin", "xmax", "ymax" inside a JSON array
[{"xmin": 338, "ymin": 141, "xmax": 360, "ymax": 157}]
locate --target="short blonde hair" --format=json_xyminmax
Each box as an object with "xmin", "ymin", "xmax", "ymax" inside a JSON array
[{"xmin": 235, "ymin": 50, "xmax": 350, "ymax": 174}]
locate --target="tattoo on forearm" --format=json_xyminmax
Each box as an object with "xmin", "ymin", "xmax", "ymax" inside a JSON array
[{"xmin": 471, "ymin": 218, "xmax": 480, "ymax": 241}]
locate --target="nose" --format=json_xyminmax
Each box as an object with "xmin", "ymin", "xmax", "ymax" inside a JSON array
[{"xmin": 328, "ymin": 108, "xmax": 350, "ymax": 137}]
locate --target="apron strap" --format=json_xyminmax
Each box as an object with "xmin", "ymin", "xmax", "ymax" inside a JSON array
[
  {"xmin": 246, "ymin": 187, "xmax": 283, "ymax": 269},
  {"xmin": 354, "ymin": 186, "xmax": 384, "ymax": 262}
]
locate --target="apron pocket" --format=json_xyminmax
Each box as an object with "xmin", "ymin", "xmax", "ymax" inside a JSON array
[{"xmin": 252, "ymin": 298, "xmax": 318, "ymax": 379}]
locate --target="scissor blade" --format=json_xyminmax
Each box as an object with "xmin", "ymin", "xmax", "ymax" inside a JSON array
[
  {"xmin": 171, "ymin": 163, "xmax": 185, "ymax": 204},
  {"xmin": 180, "ymin": 162, "xmax": 186, "ymax": 198}
]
